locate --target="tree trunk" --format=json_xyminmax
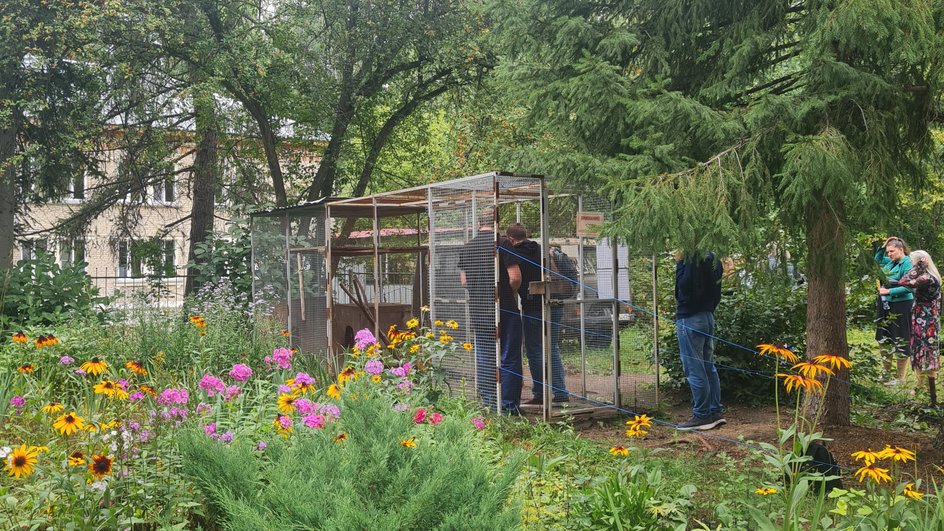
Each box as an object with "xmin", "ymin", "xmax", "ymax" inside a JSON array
[
  {"xmin": 242, "ymin": 98, "xmax": 287, "ymax": 208},
  {"xmin": 0, "ymin": 95, "xmax": 17, "ymax": 269},
  {"xmin": 804, "ymin": 199, "xmax": 850, "ymax": 426},
  {"xmin": 185, "ymin": 88, "xmax": 218, "ymax": 296}
]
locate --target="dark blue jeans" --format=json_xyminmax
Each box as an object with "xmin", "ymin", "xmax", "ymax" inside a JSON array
[
  {"xmin": 523, "ymin": 308, "xmax": 568, "ymax": 400},
  {"xmin": 499, "ymin": 308, "xmax": 522, "ymax": 411},
  {"xmin": 676, "ymin": 311, "xmax": 722, "ymax": 418},
  {"xmin": 472, "ymin": 323, "xmax": 497, "ymax": 410}
]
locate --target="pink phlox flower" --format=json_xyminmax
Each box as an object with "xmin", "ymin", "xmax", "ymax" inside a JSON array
[
  {"xmin": 59, "ymin": 356, "xmax": 75, "ymax": 365},
  {"xmin": 266, "ymin": 347, "xmax": 293, "ymax": 370},
  {"xmin": 429, "ymin": 412, "xmax": 444, "ymax": 426},
  {"xmin": 303, "ymin": 414, "xmax": 326, "ymax": 429},
  {"xmin": 413, "ymin": 408, "xmax": 427, "ymax": 424},
  {"xmin": 318, "ymin": 403, "xmax": 341, "ymax": 420},
  {"xmin": 229, "ymin": 363, "xmax": 253, "ymax": 382},
  {"xmin": 204, "ymin": 423, "xmax": 217, "ymax": 437},
  {"xmin": 278, "ymin": 415, "xmax": 294, "ymax": 429},
  {"xmin": 196, "ymin": 402, "xmax": 212, "ymax": 415},
  {"xmin": 74, "ymin": 368, "xmax": 87, "ymax": 376},
  {"xmin": 364, "ymin": 360, "xmax": 384, "ymax": 376},
  {"xmin": 128, "ymin": 392, "xmax": 145, "ymax": 402},
  {"xmin": 157, "ymin": 387, "xmax": 189, "ymax": 406},
  {"xmin": 116, "ymin": 379, "xmax": 129, "ymax": 390},
  {"xmin": 354, "ymin": 328, "xmax": 377, "ymax": 350},
  {"xmin": 293, "ymin": 372, "xmax": 316, "ymax": 386},
  {"xmin": 278, "ymin": 384, "xmax": 292, "ymax": 394},
  {"xmin": 392, "ymin": 402, "xmax": 409, "ymax": 412},
  {"xmin": 295, "ymin": 398, "xmax": 316, "ymax": 415},
  {"xmin": 199, "ymin": 374, "xmax": 226, "ymax": 396},
  {"xmin": 224, "ymin": 385, "xmax": 241, "ymax": 401},
  {"xmin": 256, "ymin": 441, "xmax": 267, "ymax": 451},
  {"xmin": 219, "ymin": 431, "xmax": 234, "ymax": 443},
  {"xmin": 471, "ymin": 416, "xmax": 486, "ymax": 430},
  {"xmin": 397, "ymin": 380, "xmax": 413, "ymax": 394},
  {"xmin": 9, "ymin": 396, "xmax": 25, "ymax": 409}
]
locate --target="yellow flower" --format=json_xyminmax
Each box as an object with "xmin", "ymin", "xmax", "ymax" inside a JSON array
[
  {"xmin": 609, "ymin": 446, "xmax": 629, "ymax": 456},
  {"xmin": 88, "ymin": 454, "xmax": 113, "ymax": 479},
  {"xmin": 337, "ymin": 367, "xmax": 356, "ymax": 385},
  {"xmin": 425, "ymin": 332, "xmax": 434, "ymax": 339},
  {"xmin": 125, "ymin": 361, "xmax": 147, "ymax": 376},
  {"xmin": 903, "ymin": 483, "xmax": 924, "ymax": 501},
  {"xmin": 53, "ymin": 412, "xmax": 86, "ymax": 436},
  {"xmin": 326, "ymin": 384, "xmax": 342, "ymax": 400},
  {"xmin": 273, "ymin": 415, "xmax": 293, "ymax": 438},
  {"xmin": 410, "ymin": 345, "xmax": 420, "ymax": 354},
  {"xmin": 791, "ymin": 361, "xmax": 834, "ymax": 379},
  {"xmin": 400, "ymin": 437, "xmax": 417, "ymax": 449},
  {"xmin": 757, "ymin": 344, "xmax": 799, "ymax": 364},
  {"xmin": 67, "ymin": 450, "xmax": 86, "ymax": 467},
  {"xmin": 371, "ymin": 375, "xmax": 381, "ymax": 384},
  {"xmin": 851, "ymin": 449, "xmax": 880, "ymax": 467},
  {"xmin": 812, "ymin": 354, "xmax": 852, "ymax": 371},
  {"xmin": 777, "ymin": 374, "xmax": 824, "ymax": 395},
  {"xmin": 434, "ymin": 320, "xmax": 443, "ymax": 326},
  {"xmin": 877, "ymin": 445, "xmax": 916, "ymax": 463},
  {"xmin": 11, "ymin": 331, "xmax": 27, "ymax": 344},
  {"xmin": 446, "ymin": 320, "xmax": 459, "ymax": 330},
  {"xmin": 94, "ymin": 380, "xmax": 118, "ymax": 397},
  {"xmin": 80, "ymin": 358, "xmax": 108, "ymax": 377},
  {"xmin": 439, "ymin": 334, "xmax": 453, "ymax": 344},
  {"xmin": 625, "ymin": 427, "xmax": 648, "ymax": 438},
  {"xmin": 754, "ymin": 487, "xmax": 778, "ymax": 496},
  {"xmin": 406, "ymin": 318, "xmax": 419, "ymax": 329},
  {"xmin": 463, "ymin": 342, "xmax": 473, "ymax": 351},
  {"xmin": 334, "ymin": 432, "xmax": 348, "ymax": 443},
  {"xmin": 41, "ymin": 402, "xmax": 64, "ymax": 414},
  {"xmin": 421, "ymin": 305, "xmax": 430, "ymax": 313},
  {"xmin": 277, "ymin": 393, "xmax": 298, "ymax": 414},
  {"xmin": 6, "ymin": 445, "xmax": 39, "ymax": 479},
  {"xmin": 17, "ymin": 363, "xmax": 34, "ymax": 374},
  {"xmin": 854, "ymin": 465, "xmax": 891, "ymax": 484},
  {"xmin": 625, "ymin": 414, "xmax": 653, "ymax": 430}
]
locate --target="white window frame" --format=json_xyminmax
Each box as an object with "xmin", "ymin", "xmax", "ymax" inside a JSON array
[
  {"xmin": 19, "ymin": 238, "xmax": 49, "ymax": 261},
  {"xmin": 58, "ymin": 237, "xmax": 86, "ymax": 270}
]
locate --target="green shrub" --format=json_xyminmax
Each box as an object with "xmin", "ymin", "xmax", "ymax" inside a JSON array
[
  {"xmin": 570, "ymin": 464, "xmax": 693, "ymax": 530},
  {"xmin": 178, "ymin": 394, "xmax": 522, "ymax": 530},
  {"xmin": 0, "ymin": 253, "xmax": 107, "ymax": 333},
  {"xmin": 660, "ymin": 274, "xmax": 807, "ymax": 402}
]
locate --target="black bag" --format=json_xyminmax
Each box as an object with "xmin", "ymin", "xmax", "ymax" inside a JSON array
[{"xmin": 549, "ymin": 248, "xmax": 579, "ymax": 298}]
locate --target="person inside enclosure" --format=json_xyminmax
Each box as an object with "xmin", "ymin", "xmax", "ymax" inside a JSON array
[
  {"xmin": 496, "ymin": 226, "xmax": 524, "ymax": 413},
  {"xmin": 458, "ymin": 211, "xmax": 499, "ymax": 410},
  {"xmin": 505, "ymin": 224, "xmax": 569, "ymax": 406},
  {"xmin": 875, "ymin": 236, "xmax": 914, "ymax": 386},
  {"xmin": 674, "ymin": 250, "xmax": 726, "ymax": 431},
  {"xmin": 892, "ymin": 250, "xmax": 941, "ymax": 405}
]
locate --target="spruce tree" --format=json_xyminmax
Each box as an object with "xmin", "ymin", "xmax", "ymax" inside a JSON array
[{"xmin": 491, "ymin": 0, "xmax": 943, "ymax": 425}]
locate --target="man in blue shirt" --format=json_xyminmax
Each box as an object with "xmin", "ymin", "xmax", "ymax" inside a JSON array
[{"xmin": 675, "ymin": 251, "xmax": 726, "ymax": 431}]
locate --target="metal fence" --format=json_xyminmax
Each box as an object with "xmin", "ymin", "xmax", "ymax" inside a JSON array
[{"xmin": 87, "ymin": 268, "xmax": 189, "ymax": 310}]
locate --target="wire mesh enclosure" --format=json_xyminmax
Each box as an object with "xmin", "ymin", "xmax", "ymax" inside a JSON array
[{"xmin": 250, "ymin": 173, "xmax": 661, "ymax": 419}]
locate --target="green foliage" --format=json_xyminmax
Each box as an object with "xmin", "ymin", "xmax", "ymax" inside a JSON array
[
  {"xmin": 178, "ymin": 394, "xmax": 522, "ymax": 530},
  {"xmin": 570, "ymin": 465, "xmax": 694, "ymax": 530},
  {"xmin": 660, "ymin": 274, "xmax": 807, "ymax": 402},
  {"xmin": 189, "ymin": 217, "xmax": 253, "ymax": 301},
  {"xmin": 0, "ymin": 253, "xmax": 107, "ymax": 333}
]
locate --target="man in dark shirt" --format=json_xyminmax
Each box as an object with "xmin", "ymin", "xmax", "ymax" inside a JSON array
[
  {"xmin": 458, "ymin": 212, "xmax": 498, "ymax": 410},
  {"xmin": 674, "ymin": 251, "xmax": 726, "ymax": 431},
  {"xmin": 496, "ymin": 229, "xmax": 523, "ymax": 413}
]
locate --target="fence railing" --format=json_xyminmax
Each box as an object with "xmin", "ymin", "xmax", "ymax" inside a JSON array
[{"xmin": 87, "ymin": 268, "xmax": 190, "ymax": 310}]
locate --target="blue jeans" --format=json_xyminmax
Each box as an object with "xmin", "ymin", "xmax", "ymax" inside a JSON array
[
  {"xmin": 676, "ymin": 312, "xmax": 722, "ymax": 418},
  {"xmin": 472, "ymin": 324, "xmax": 497, "ymax": 410},
  {"xmin": 523, "ymin": 308, "xmax": 568, "ymax": 400},
  {"xmin": 499, "ymin": 309, "xmax": 523, "ymax": 410}
]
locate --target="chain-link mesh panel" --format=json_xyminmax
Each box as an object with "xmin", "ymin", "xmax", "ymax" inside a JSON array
[
  {"xmin": 287, "ymin": 214, "xmax": 328, "ymax": 354},
  {"xmin": 251, "ymin": 215, "xmax": 289, "ymax": 338}
]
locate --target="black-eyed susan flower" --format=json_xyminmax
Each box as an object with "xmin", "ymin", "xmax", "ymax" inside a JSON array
[
  {"xmin": 337, "ymin": 367, "xmax": 356, "ymax": 385},
  {"xmin": 125, "ymin": 361, "xmax": 147, "ymax": 376},
  {"xmin": 41, "ymin": 402, "xmax": 64, "ymax": 414},
  {"xmin": 877, "ymin": 445, "xmax": 916, "ymax": 463},
  {"xmin": 11, "ymin": 331, "xmax": 27, "ymax": 344},
  {"xmin": 851, "ymin": 449, "xmax": 880, "ymax": 467},
  {"xmin": 80, "ymin": 357, "xmax": 108, "ymax": 377},
  {"xmin": 903, "ymin": 483, "xmax": 924, "ymax": 501},
  {"xmin": 406, "ymin": 318, "xmax": 419, "ymax": 329},
  {"xmin": 609, "ymin": 446, "xmax": 629, "ymax": 457},
  {"xmin": 280, "ymin": 330, "xmax": 290, "ymax": 336},
  {"xmin": 17, "ymin": 363, "xmax": 34, "ymax": 374},
  {"xmin": 462, "ymin": 342, "xmax": 473, "ymax": 351},
  {"xmin": 277, "ymin": 393, "xmax": 298, "ymax": 414},
  {"xmin": 625, "ymin": 427, "xmax": 648, "ymax": 438},
  {"xmin": 6, "ymin": 445, "xmax": 39, "ymax": 478},
  {"xmin": 812, "ymin": 354, "xmax": 852, "ymax": 371},
  {"xmin": 626, "ymin": 414, "xmax": 653, "ymax": 430},
  {"xmin": 854, "ymin": 465, "xmax": 891, "ymax": 484},
  {"xmin": 439, "ymin": 334, "xmax": 453, "ymax": 344},
  {"xmin": 754, "ymin": 487, "xmax": 777, "ymax": 496},
  {"xmin": 68, "ymin": 451, "xmax": 86, "ymax": 466},
  {"xmin": 777, "ymin": 374, "xmax": 823, "ymax": 395},
  {"xmin": 445, "ymin": 320, "xmax": 459, "ymax": 330},
  {"xmin": 410, "ymin": 344, "xmax": 420, "ymax": 354},
  {"xmin": 88, "ymin": 454, "xmax": 113, "ymax": 479},
  {"xmin": 334, "ymin": 432, "xmax": 347, "ymax": 443},
  {"xmin": 139, "ymin": 384, "xmax": 156, "ymax": 397},
  {"xmin": 53, "ymin": 412, "xmax": 86, "ymax": 436},
  {"xmin": 326, "ymin": 384, "xmax": 341, "ymax": 400},
  {"xmin": 792, "ymin": 361, "xmax": 834, "ymax": 379},
  {"xmin": 757, "ymin": 343, "xmax": 799, "ymax": 364},
  {"xmin": 371, "ymin": 375, "xmax": 381, "ymax": 384},
  {"xmin": 400, "ymin": 437, "xmax": 417, "ymax": 449}
]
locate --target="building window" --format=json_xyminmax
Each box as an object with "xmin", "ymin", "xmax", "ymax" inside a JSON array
[
  {"xmin": 19, "ymin": 239, "xmax": 48, "ymax": 261},
  {"xmin": 67, "ymin": 173, "xmax": 86, "ymax": 201},
  {"xmin": 59, "ymin": 238, "xmax": 86, "ymax": 269},
  {"xmin": 118, "ymin": 239, "xmax": 176, "ymax": 277},
  {"xmin": 153, "ymin": 177, "xmax": 175, "ymax": 204}
]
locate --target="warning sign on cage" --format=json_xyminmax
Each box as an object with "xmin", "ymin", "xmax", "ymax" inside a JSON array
[{"xmin": 576, "ymin": 212, "xmax": 604, "ymax": 238}]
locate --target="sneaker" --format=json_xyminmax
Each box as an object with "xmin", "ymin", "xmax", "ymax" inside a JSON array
[
  {"xmin": 523, "ymin": 397, "xmax": 543, "ymax": 406},
  {"xmin": 676, "ymin": 414, "xmax": 726, "ymax": 431}
]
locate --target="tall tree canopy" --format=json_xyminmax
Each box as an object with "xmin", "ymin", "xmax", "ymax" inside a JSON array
[{"xmin": 491, "ymin": 0, "xmax": 944, "ymax": 425}]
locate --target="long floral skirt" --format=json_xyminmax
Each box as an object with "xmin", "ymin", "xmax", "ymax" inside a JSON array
[{"xmin": 911, "ymin": 301, "xmax": 940, "ymax": 373}]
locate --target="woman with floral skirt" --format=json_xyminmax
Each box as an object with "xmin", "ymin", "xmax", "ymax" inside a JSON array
[{"xmin": 895, "ymin": 250, "xmax": 941, "ymax": 405}]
